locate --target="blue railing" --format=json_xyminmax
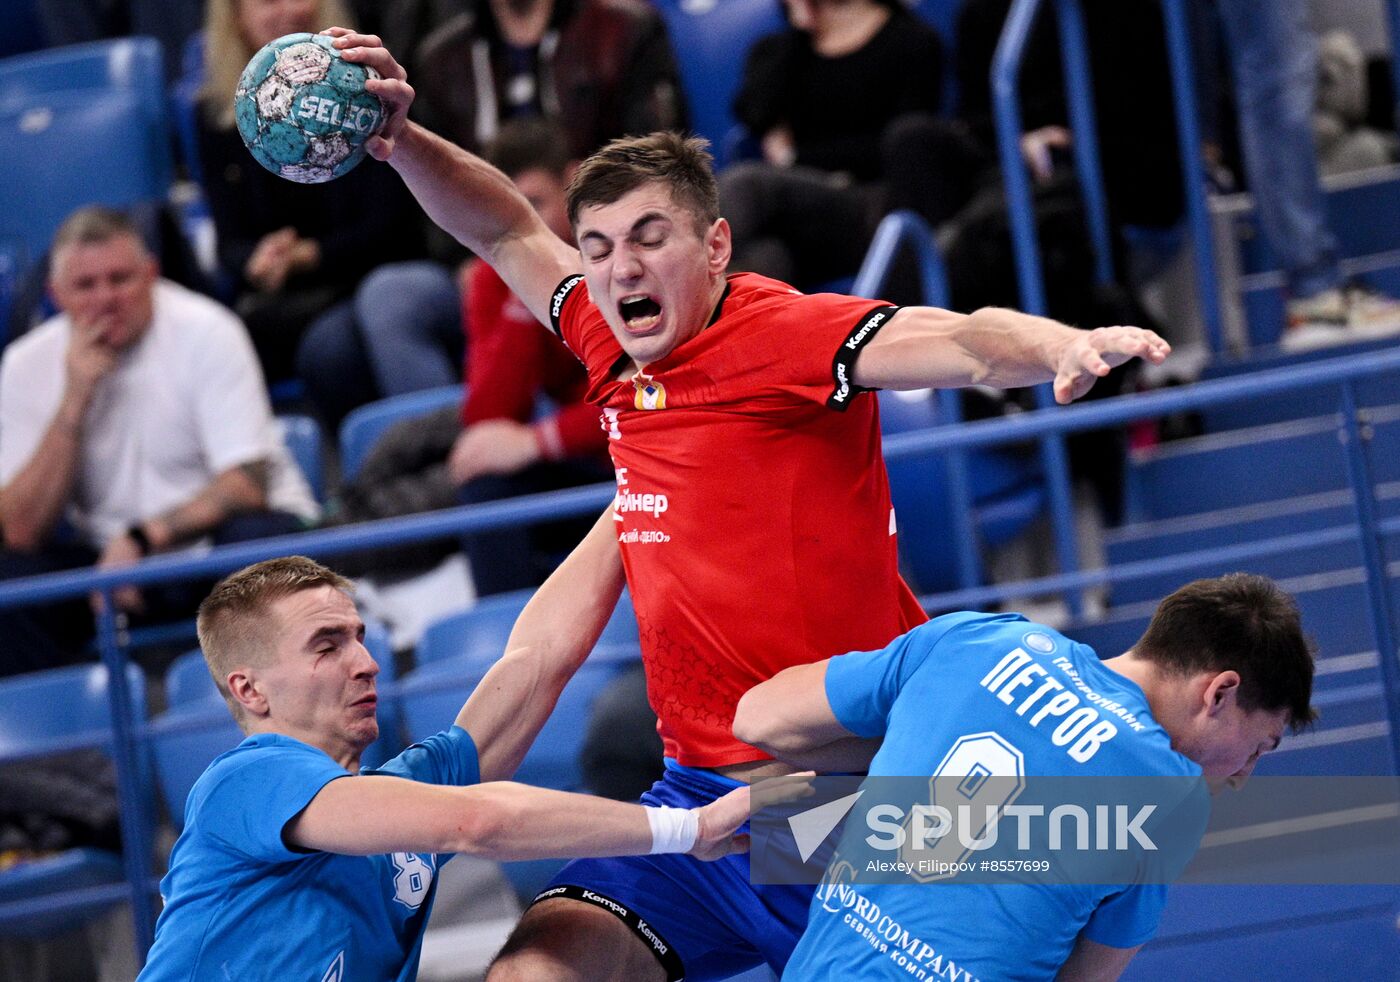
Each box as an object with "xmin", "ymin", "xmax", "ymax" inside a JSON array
[
  {"xmin": 6, "ymin": 351, "xmax": 1400, "ymax": 963},
  {"xmin": 852, "ymin": 210, "xmax": 982, "ymax": 589},
  {"xmin": 989, "ymin": 0, "xmax": 1087, "ymax": 614}
]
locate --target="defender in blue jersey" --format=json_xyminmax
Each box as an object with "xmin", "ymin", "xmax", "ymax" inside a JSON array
[
  {"xmin": 735, "ymin": 574, "xmax": 1315, "ymax": 981},
  {"xmin": 138, "ymin": 514, "xmax": 752, "ymax": 982}
]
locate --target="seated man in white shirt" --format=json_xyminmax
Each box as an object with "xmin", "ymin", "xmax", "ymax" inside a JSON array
[{"xmin": 0, "ymin": 205, "xmax": 319, "ymax": 675}]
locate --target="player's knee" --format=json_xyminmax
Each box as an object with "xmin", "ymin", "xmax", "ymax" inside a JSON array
[{"xmin": 487, "ymin": 899, "xmax": 667, "ymax": 982}]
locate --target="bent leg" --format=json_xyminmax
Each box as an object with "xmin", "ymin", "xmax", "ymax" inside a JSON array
[{"xmin": 488, "ymin": 897, "xmax": 668, "ymax": 982}]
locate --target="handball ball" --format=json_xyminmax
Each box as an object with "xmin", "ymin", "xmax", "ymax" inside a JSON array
[{"xmin": 234, "ymin": 32, "xmax": 384, "ymax": 184}]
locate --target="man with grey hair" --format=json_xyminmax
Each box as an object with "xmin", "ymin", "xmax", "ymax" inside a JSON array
[{"xmin": 0, "ymin": 206, "xmax": 318, "ymax": 675}]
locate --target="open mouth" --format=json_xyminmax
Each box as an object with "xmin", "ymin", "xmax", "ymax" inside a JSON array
[{"xmin": 619, "ymin": 295, "xmax": 662, "ymax": 333}]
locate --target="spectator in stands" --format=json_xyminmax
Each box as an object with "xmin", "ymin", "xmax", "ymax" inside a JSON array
[
  {"xmin": 411, "ymin": 0, "xmax": 687, "ymax": 161},
  {"xmin": 196, "ymin": 0, "xmax": 460, "ymax": 422},
  {"xmin": 0, "ymin": 207, "xmax": 319, "ymax": 676},
  {"xmin": 1214, "ymin": 0, "xmax": 1400, "ymax": 350},
  {"xmin": 328, "ymin": 120, "xmax": 610, "ymax": 594},
  {"xmin": 720, "ymin": 0, "xmax": 944, "ymax": 292},
  {"xmin": 37, "ymin": 0, "xmax": 202, "ymax": 82}
]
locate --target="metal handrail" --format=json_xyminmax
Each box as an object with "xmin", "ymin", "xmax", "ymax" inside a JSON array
[
  {"xmin": 990, "ymin": 0, "xmax": 1085, "ymax": 615},
  {"xmin": 851, "ymin": 210, "xmax": 981, "ymax": 588},
  {"xmin": 6, "ymin": 347, "xmax": 1400, "ymax": 962}
]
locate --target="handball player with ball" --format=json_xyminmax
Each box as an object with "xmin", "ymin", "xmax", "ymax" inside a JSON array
[{"xmin": 322, "ymin": 28, "xmax": 1171, "ymax": 982}]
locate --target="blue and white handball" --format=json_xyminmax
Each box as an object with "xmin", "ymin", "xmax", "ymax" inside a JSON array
[{"xmin": 234, "ymin": 32, "xmax": 385, "ymax": 184}]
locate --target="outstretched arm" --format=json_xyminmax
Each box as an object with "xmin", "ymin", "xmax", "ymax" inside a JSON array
[
  {"xmin": 325, "ymin": 29, "xmax": 581, "ymax": 326},
  {"xmin": 284, "ymin": 774, "xmax": 748, "ymax": 862},
  {"xmin": 734, "ymin": 661, "xmax": 882, "ymax": 772},
  {"xmin": 852, "ymin": 306, "xmax": 1170, "ymax": 405},
  {"xmin": 456, "ymin": 508, "xmax": 625, "ymax": 783}
]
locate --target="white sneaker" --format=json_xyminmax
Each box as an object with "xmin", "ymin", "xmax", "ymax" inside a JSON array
[
  {"xmin": 1282, "ymin": 288, "xmax": 1349, "ymax": 351},
  {"xmin": 1280, "ymin": 285, "xmax": 1400, "ymax": 350},
  {"xmin": 1345, "ymin": 285, "xmax": 1400, "ymax": 339}
]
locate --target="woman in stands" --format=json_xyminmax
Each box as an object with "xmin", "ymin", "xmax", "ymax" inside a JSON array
[{"xmin": 194, "ymin": 0, "xmax": 460, "ymax": 424}]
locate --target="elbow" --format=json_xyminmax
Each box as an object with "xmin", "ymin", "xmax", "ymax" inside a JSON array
[
  {"xmin": 732, "ymin": 688, "xmax": 780, "ymax": 754},
  {"xmin": 446, "ymin": 784, "xmax": 522, "ymax": 857}
]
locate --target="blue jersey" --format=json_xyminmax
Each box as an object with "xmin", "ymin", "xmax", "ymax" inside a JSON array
[
  {"xmin": 785, "ymin": 612, "xmax": 1201, "ymax": 982},
  {"xmin": 139, "ymin": 727, "xmax": 480, "ymax": 982}
]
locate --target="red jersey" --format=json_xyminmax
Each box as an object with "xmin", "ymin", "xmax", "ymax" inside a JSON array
[
  {"xmin": 462, "ymin": 260, "xmax": 607, "ymax": 460},
  {"xmin": 549, "ymin": 271, "xmax": 928, "ymax": 766}
]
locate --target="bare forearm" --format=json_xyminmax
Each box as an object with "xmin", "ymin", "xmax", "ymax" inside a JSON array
[
  {"xmin": 757, "ymin": 736, "xmax": 882, "ymax": 773},
  {"xmin": 0, "ymin": 396, "xmax": 89, "ymax": 550},
  {"xmin": 854, "ymin": 306, "xmax": 1073, "ymax": 392},
  {"xmin": 461, "ymin": 510, "xmax": 626, "ymax": 781},
  {"xmin": 389, "ymin": 123, "xmax": 541, "ymax": 262},
  {"xmin": 457, "ymin": 782, "xmax": 655, "ymax": 860},
  {"xmin": 290, "ymin": 777, "xmax": 653, "ymax": 859},
  {"xmin": 855, "ymin": 306, "xmax": 1169, "ymax": 404},
  {"xmin": 144, "ymin": 463, "xmax": 268, "ymax": 551}
]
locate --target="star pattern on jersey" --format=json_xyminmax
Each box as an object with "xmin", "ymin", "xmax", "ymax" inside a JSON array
[{"xmin": 639, "ymin": 617, "xmax": 733, "ymax": 732}]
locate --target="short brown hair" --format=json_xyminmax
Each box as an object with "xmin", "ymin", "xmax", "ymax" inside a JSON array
[
  {"xmin": 196, "ymin": 556, "xmax": 353, "ymax": 721},
  {"xmin": 51, "ymin": 206, "xmax": 143, "ymax": 256},
  {"xmin": 1133, "ymin": 573, "xmax": 1316, "ymax": 730},
  {"xmin": 566, "ymin": 132, "xmax": 719, "ymax": 236}
]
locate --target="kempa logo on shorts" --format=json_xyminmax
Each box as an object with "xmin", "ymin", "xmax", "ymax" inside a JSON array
[
  {"xmin": 581, "ymin": 889, "xmax": 631, "ymax": 918},
  {"xmin": 636, "ymin": 918, "xmax": 670, "ymax": 956}
]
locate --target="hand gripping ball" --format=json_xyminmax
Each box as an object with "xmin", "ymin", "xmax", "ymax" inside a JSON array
[{"xmin": 234, "ymin": 32, "xmax": 385, "ymax": 184}]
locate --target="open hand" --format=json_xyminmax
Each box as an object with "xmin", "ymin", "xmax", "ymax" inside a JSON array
[
  {"xmin": 1053, "ymin": 326, "xmax": 1170, "ymax": 405},
  {"xmin": 689, "ymin": 785, "xmax": 751, "ymax": 861}
]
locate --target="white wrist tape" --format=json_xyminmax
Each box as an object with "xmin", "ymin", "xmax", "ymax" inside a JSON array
[{"xmin": 645, "ymin": 805, "xmax": 699, "ymax": 854}]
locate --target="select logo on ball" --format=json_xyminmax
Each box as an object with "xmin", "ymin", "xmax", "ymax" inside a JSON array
[
  {"xmin": 234, "ymin": 32, "xmax": 385, "ymax": 184},
  {"xmin": 296, "ymin": 95, "xmax": 380, "ymax": 134}
]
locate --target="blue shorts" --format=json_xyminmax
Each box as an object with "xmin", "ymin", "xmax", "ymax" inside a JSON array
[{"xmin": 531, "ymin": 761, "xmax": 814, "ymax": 981}]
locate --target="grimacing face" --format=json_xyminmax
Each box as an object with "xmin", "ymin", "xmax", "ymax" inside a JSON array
[
  {"xmin": 575, "ymin": 182, "xmax": 730, "ymax": 368},
  {"xmin": 251, "ymin": 586, "xmax": 381, "ymax": 766}
]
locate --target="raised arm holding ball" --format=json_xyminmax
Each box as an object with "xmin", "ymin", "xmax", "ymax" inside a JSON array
[{"xmin": 322, "ymin": 27, "xmax": 1172, "ymax": 982}]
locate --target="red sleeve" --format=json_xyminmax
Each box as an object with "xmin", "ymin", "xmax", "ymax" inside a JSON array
[
  {"xmin": 715, "ymin": 282, "xmax": 900, "ymax": 411},
  {"xmin": 463, "ymin": 261, "xmax": 543, "ymax": 426},
  {"xmin": 548, "ymin": 273, "xmax": 622, "ymax": 386}
]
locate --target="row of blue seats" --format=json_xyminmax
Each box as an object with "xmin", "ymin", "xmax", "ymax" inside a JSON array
[{"xmin": 0, "ymin": 584, "xmax": 644, "ymax": 935}]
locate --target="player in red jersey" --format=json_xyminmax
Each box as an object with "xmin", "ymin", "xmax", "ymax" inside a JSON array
[{"xmin": 329, "ymin": 28, "xmax": 1171, "ymax": 982}]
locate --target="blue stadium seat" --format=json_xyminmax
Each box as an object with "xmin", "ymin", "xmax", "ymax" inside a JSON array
[
  {"xmin": 0, "ymin": 662, "xmax": 147, "ymax": 936},
  {"xmin": 170, "ymin": 32, "xmax": 206, "ymax": 185},
  {"xmin": 397, "ymin": 649, "xmax": 639, "ymax": 901},
  {"xmin": 415, "ymin": 589, "xmax": 638, "ymax": 669},
  {"xmin": 276, "ymin": 413, "xmax": 326, "ymax": 503},
  {"xmin": 1122, "ymin": 406, "xmax": 1400, "ymax": 524},
  {"xmin": 339, "ymin": 385, "xmax": 465, "ymax": 481},
  {"xmin": 647, "ymin": 0, "xmax": 785, "ymax": 169},
  {"xmin": 149, "ymin": 620, "xmax": 400, "ymax": 828},
  {"xmin": 879, "ymin": 389, "xmax": 1044, "ymax": 593},
  {"xmin": 0, "ymin": 38, "xmax": 172, "ymax": 275}
]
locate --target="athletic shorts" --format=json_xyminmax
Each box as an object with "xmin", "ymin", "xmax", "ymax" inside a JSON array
[{"xmin": 530, "ymin": 760, "xmax": 815, "ymax": 981}]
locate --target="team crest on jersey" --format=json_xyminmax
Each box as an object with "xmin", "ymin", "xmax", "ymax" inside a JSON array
[
  {"xmin": 1022, "ymin": 631, "xmax": 1057, "ymax": 654},
  {"xmin": 633, "ymin": 374, "xmax": 667, "ymax": 410}
]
